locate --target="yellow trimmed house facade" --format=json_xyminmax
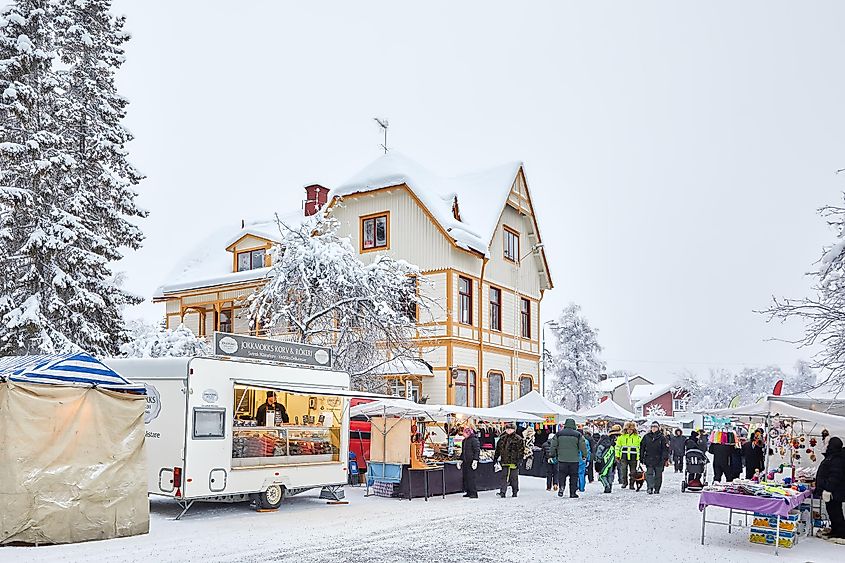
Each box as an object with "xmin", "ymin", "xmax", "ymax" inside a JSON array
[{"xmin": 153, "ymin": 154, "xmax": 553, "ymax": 407}]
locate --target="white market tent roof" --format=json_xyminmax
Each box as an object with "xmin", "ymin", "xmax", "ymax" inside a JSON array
[
  {"xmin": 707, "ymin": 399, "xmax": 845, "ymax": 437},
  {"xmin": 578, "ymin": 398, "xmax": 638, "ymax": 421},
  {"xmin": 0, "ymin": 353, "xmax": 145, "ymax": 393},
  {"xmin": 492, "ymin": 390, "xmax": 575, "ymax": 418},
  {"xmin": 440, "ymin": 404, "xmax": 543, "ymax": 423},
  {"xmin": 350, "ymin": 399, "xmax": 543, "ymax": 422},
  {"xmin": 769, "ymin": 380, "xmax": 845, "ymax": 416}
]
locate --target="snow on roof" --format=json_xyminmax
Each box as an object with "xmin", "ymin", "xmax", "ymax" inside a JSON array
[
  {"xmin": 154, "ymin": 212, "xmax": 303, "ymax": 298},
  {"xmin": 598, "ymin": 374, "xmax": 653, "ymax": 393},
  {"xmin": 330, "ymin": 152, "xmax": 522, "ymax": 257},
  {"xmin": 631, "ymin": 384, "xmax": 673, "ymax": 407},
  {"xmin": 578, "ymin": 398, "xmax": 637, "ymax": 420},
  {"xmin": 495, "ymin": 390, "xmax": 576, "ymax": 417},
  {"xmin": 374, "ymin": 357, "xmax": 433, "ymax": 377}
]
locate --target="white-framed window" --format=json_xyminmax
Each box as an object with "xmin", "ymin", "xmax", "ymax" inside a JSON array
[
  {"xmin": 673, "ymin": 399, "xmax": 687, "ymax": 412},
  {"xmin": 503, "ymin": 227, "xmax": 519, "ymax": 262}
]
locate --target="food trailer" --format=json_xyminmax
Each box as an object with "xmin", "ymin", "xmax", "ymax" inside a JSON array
[{"xmin": 104, "ymin": 355, "xmax": 365, "ymax": 519}]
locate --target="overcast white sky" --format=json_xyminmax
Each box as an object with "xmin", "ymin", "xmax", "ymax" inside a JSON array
[{"xmin": 111, "ymin": 1, "xmax": 845, "ymax": 383}]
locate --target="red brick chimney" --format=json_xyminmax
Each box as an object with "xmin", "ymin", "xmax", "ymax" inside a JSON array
[{"xmin": 304, "ymin": 184, "xmax": 328, "ymax": 216}]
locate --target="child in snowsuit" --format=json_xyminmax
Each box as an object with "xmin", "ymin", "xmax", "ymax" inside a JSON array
[
  {"xmin": 596, "ymin": 425, "xmax": 621, "ymax": 493},
  {"xmin": 578, "ymin": 435, "xmax": 592, "ymax": 492}
]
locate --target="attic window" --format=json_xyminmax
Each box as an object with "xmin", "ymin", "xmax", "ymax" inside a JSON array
[
  {"xmin": 237, "ymin": 249, "xmax": 266, "ymax": 272},
  {"xmin": 361, "ymin": 212, "xmax": 389, "ymax": 251},
  {"xmin": 503, "ymin": 227, "xmax": 519, "ymax": 262}
]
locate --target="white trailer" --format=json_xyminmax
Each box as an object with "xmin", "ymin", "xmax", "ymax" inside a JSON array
[{"xmin": 104, "ymin": 356, "xmax": 362, "ymax": 518}]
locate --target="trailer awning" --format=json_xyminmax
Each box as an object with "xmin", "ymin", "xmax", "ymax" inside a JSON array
[{"xmin": 233, "ymin": 379, "xmax": 390, "ymax": 400}]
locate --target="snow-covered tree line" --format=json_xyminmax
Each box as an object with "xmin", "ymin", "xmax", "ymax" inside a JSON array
[
  {"xmin": 120, "ymin": 319, "xmax": 209, "ymax": 358},
  {"xmin": 677, "ymin": 360, "xmax": 817, "ymax": 411},
  {"xmin": 0, "ymin": 0, "xmax": 144, "ymax": 356},
  {"xmin": 762, "ymin": 195, "xmax": 845, "ymax": 386},
  {"xmin": 246, "ymin": 214, "xmax": 435, "ymax": 392},
  {"xmin": 546, "ymin": 302, "xmax": 605, "ymax": 411}
]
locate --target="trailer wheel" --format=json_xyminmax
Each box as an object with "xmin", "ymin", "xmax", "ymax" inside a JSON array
[{"xmin": 258, "ymin": 485, "xmax": 284, "ymax": 510}]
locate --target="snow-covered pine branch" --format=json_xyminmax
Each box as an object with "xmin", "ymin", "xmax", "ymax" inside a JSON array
[
  {"xmin": 0, "ymin": 0, "xmax": 144, "ymax": 356},
  {"xmin": 120, "ymin": 319, "xmax": 210, "ymax": 358},
  {"xmin": 247, "ymin": 214, "xmax": 433, "ymax": 392},
  {"xmin": 546, "ymin": 303, "xmax": 605, "ymax": 411}
]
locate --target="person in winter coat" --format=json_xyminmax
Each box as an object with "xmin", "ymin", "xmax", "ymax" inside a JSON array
[
  {"xmin": 493, "ymin": 423, "xmax": 524, "ymax": 498},
  {"xmin": 459, "ymin": 427, "xmax": 481, "ymax": 498},
  {"xmin": 640, "ymin": 421, "xmax": 670, "ymax": 494},
  {"xmin": 670, "ymin": 429, "xmax": 686, "ymax": 472},
  {"xmin": 817, "ymin": 437, "xmax": 845, "ymax": 539},
  {"xmin": 698, "ymin": 429, "xmax": 709, "ymax": 454},
  {"xmin": 596, "ymin": 425, "xmax": 621, "ymax": 493},
  {"xmin": 578, "ymin": 437, "xmax": 592, "ymax": 492},
  {"xmin": 729, "ymin": 444, "xmax": 744, "ymax": 481},
  {"xmin": 542, "ymin": 433, "xmax": 558, "ymax": 491},
  {"xmin": 685, "ymin": 430, "xmax": 701, "ymax": 452},
  {"xmin": 585, "ymin": 431, "xmax": 598, "ymax": 483},
  {"xmin": 708, "ymin": 435, "xmax": 734, "ymax": 483},
  {"xmin": 615, "ymin": 421, "xmax": 641, "ymax": 490},
  {"xmin": 551, "ymin": 418, "xmax": 588, "ymax": 498},
  {"xmin": 742, "ymin": 429, "xmax": 765, "ymax": 479}
]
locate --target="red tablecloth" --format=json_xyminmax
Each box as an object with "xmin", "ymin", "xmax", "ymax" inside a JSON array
[{"xmin": 698, "ymin": 490, "xmax": 812, "ymax": 518}]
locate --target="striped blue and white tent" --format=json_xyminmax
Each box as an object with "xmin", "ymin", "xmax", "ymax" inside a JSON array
[{"xmin": 0, "ymin": 352, "xmax": 145, "ymax": 393}]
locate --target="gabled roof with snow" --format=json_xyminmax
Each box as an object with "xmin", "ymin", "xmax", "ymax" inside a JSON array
[
  {"xmin": 154, "ymin": 212, "xmax": 304, "ymax": 298},
  {"xmin": 631, "ymin": 384, "xmax": 673, "ymax": 407},
  {"xmin": 598, "ymin": 374, "xmax": 653, "ymax": 393},
  {"xmin": 329, "ymin": 152, "xmax": 524, "ymax": 258}
]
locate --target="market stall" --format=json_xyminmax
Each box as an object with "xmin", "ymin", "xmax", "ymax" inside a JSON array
[
  {"xmin": 0, "ymin": 353, "xmax": 148, "ymax": 545},
  {"xmin": 350, "ymin": 400, "xmax": 542, "ymax": 499}
]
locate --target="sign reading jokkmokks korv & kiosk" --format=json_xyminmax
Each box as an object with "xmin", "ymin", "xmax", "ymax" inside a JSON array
[{"xmin": 213, "ymin": 332, "xmax": 333, "ymax": 368}]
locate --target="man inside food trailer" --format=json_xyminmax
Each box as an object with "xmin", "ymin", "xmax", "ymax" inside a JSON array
[{"xmin": 256, "ymin": 391, "xmax": 290, "ymax": 426}]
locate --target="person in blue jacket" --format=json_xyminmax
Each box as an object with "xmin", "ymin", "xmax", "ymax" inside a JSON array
[{"xmin": 578, "ymin": 430, "xmax": 592, "ymax": 492}]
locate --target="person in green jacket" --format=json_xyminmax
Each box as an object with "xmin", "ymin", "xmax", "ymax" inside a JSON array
[
  {"xmin": 550, "ymin": 418, "xmax": 588, "ymax": 498},
  {"xmin": 615, "ymin": 420, "xmax": 641, "ymax": 490}
]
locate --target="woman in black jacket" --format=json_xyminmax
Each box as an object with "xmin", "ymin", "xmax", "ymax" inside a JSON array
[
  {"xmin": 817, "ymin": 437, "xmax": 845, "ymax": 539},
  {"xmin": 742, "ymin": 430, "xmax": 766, "ymax": 479}
]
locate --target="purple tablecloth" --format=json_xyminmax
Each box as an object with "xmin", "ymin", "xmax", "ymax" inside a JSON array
[{"xmin": 698, "ymin": 490, "xmax": 812, "ymax": 518}]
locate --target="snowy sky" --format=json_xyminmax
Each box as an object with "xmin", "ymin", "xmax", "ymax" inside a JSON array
[{"xmin": 111, "ymin": 1, "xmax": 845, "ymax": 383}]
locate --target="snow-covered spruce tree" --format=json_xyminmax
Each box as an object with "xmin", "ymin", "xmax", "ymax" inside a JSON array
[
  {"xmin": 0, "ymin": 0, "xmax": 144, "ymax": 356},
  {"xmin": 547, "ymin": 303, "xmax": 605, "ymax": 411},
  {"xmin": 247, "ymin": 215, "xmax": 432, "ymax": 392},
  {"xmin": 120, "ymin": 319, "xmax": 210, "ymax": 358},
  {"xmin": 762, "ymin": 196, "xmax": 845, "ymax": 385}
]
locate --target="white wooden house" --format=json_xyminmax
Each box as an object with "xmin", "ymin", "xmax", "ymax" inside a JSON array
[{"xmin": 153, "ymin": 154, "xmax": 553, "ymax": 406}]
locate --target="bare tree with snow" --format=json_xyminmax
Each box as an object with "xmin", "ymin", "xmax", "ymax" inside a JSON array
[
  {"xmin": 247, "ymin": 215, "xmax": 434, "ymax": 391},
  {"xmin": 761, "ymin": 196, "xmax": 845, "ymax": 385},
  {"xmin": 547, "ymin": 303, "xmax": 605, "ymax": 411}
]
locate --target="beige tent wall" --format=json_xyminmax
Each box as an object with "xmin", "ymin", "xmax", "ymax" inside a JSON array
[
  {"xmin": 370, "ymin": 417, "xmax": 412, "ymax": 465},
  {"xmin": 0, "ymin": 381, "xmax": 149, "ymax": 545}
]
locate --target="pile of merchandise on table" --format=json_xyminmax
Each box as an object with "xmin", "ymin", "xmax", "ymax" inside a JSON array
[{"xmin": 703, "ymin": 480, "xmax": 813, "ymax": 548}]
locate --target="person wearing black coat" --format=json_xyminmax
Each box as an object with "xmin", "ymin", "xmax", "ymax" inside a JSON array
[
  {"xmin": 817, "ymin": 437, "xmax": 845, "ymax": 539},
  {"xmin": 709, "ymin": 441, "xmax": 734, "ymax": 482},
  {"xmin": 685, "ymin": 431, "xmax": 701, "ymax": 452},
  {"xmin": 542, "ymin": 434, "xmax": 558, "ymax": 491},
  {"xmin": 640, "ymin": 421, "xmax": 670, "ymax": 494},
  {"xmin": 742, "ymin": 430, "xmax": 766, "ymax": 479},
  {"xmin": 729, "ymin": 446, "xmax": 744, "ymax": 481},
  {"xmin": 670, "ymin": 429, "xmax": 686, "ymax": 472},
  {"xmin": 586, "ymin": 432, "xmax": 598, "ymax": 483},
  {"xmin": 460, "ymin": 427, "xmax": 481, "ymax": 498}
]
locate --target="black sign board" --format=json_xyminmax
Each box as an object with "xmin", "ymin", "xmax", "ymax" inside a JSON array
[{"xmin": 213, "ymin": 332, "xmax": 332, "ymax": 368}]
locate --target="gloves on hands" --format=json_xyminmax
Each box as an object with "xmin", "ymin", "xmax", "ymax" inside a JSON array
[
  {"xmin": 823, "ymin": 491, "xmax": 832, "ymax": 502},
  {"xmin": 456, "ymin": 461, "xmax": 462, "ymax": 470},
  {"xmin": 471, "ymin": 460, "xmax": 478, "ymax": 470},
  {"xmin": 548, "ymin": 458, "xmax": 557, "ymax": 465}
]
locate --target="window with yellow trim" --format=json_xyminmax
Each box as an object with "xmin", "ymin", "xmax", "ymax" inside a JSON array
[
  {"xmin": 504, "ymin": 227, "xmax": 519, "ymax": 262},
  {"xmin": 519, "ymin": 375, "xmax": 533, "ymax": 397},
  {"xmin": 361, "ymin": 213, "xmax": 388, "ymax": 250},
  {"xmin": 236, "ymin": 249, "xmax": 266, "ymax": 272}
]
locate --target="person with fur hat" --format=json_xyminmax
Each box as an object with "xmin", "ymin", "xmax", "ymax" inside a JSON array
[
  {"xmin": 493, "ymin": 422, "xmax": 524, "ymax": 498},
  {"xmin": 640, "ymin": 421, "xmax": 670, "ymax": 494},
  {"xmin": 817, "ymin": 436, "xmax": 845, "ymax": 540},
  {"xmin": 550, "ymin": 418, "xmax": 588, "ymax": 498},
  {"xmin": 595, "ymin": 425, "xmax": 621, "ymax": 493},
  {"xmin": 615, "ymin": 420, "xmax": 641, "ymax": 490}
]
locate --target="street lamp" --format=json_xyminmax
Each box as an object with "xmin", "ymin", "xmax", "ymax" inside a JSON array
[{"xmin": 541, "ymin": 320, "xmax": 559, "ymax": 397}]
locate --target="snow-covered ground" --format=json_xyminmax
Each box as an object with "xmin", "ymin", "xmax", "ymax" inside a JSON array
[{"xmin": 1, "ymin": 472, "xmax": 839, "ymax": 563}]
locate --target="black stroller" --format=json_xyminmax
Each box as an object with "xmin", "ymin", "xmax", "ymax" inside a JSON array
[{"xmin": 681, "ymin": 448, "xmax": 708, "ymax": 492}]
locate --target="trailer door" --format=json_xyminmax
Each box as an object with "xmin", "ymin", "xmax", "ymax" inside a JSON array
[{"xmin": 183, "ymin": 371, "xmax": 234, "ymax": 498}]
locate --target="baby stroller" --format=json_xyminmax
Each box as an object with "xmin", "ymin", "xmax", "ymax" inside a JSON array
[{"xmin": 681, "ymin": 449, "xmax": 708, "ymax": 492}]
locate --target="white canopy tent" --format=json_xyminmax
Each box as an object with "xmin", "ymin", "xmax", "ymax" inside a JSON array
[
  {"xmin": 768, "ymin": 380, "xmax": 845, "ymax": 416},
  {"xmin": 578, "ymin": 398, "xmax": 637, "ymax": 421},
  {"xmin": 440, "ymin": 404, "xmax": 543, "ymax": 423},
  {"xmin": 706, "ymin": 399, "xmax": 845, "ymax": 436},
  {"xmin": 350, "ymin": 399, "xmax": 543, "ymax": 423},
  {"xmin": 491, "ymin": 390, "xmax": 575, "ymax": 421}
]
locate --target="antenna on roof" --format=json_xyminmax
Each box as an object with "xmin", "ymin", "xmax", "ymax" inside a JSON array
[{"xmin": 374, "ymin": 117, "xmax": 389, "ymax": 154}]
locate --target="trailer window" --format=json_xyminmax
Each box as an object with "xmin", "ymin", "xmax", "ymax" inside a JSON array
[{"xmin": 193, "ymin": 407, "xmax": 226, "ymax": 439}]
